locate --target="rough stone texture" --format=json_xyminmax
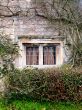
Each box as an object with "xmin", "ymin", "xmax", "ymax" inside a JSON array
[
  {"xmin": 0, "ymin": 0, "xmax": 81, "ymax": 41},
  {"xmin": 1, "ymin": 1, "xmax": 77, "ymax": 68},
  {"xmin": 0, "ymin": 0, "xmax": 67, "ymax": 68},
  {"xmin": 0, "ymin": 16, "xmax": 60, "ymax": 42}
]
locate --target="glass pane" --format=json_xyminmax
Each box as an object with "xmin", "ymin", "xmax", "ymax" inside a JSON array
[
  {"xmin": 43, "ymin": 45, "xmax": 56, "ymax": 65},
  {"xmin": 26, "ymin": 46, "xmax": 39, "ymax": 65}
]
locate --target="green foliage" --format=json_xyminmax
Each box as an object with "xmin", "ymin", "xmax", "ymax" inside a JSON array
[
  {"xmin": 0, "ymin": 99, "xmax": 82, "ymax": 110},
  {"xmin": 0, "ymin": 33, "xmax": 19, "ymax": 75},
  {"xmin": 6, "ymin": 67, "xmax": 82, "ymax": 102},
  {"xmin": 0, "ymin": 33, "xmax": 18, "ymax": 56}
]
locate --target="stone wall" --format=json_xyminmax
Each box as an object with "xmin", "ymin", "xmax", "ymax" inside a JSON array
[
  {"xmin": 0, "ymin": 0, "xmax": 70, "ymax": 68},
  {"xmin": 0, "ymin": 16, "xmax": 60, "ymax": 42}
]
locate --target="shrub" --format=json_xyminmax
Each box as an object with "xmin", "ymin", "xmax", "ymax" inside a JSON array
[{"xmin": 6, "ymin": 66, "xmax": 82, "ymax": 101}]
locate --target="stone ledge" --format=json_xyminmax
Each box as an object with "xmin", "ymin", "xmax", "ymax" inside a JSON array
[{"xmin": 18, "ymin": 35, "xmax": 65, "ymax": 40}]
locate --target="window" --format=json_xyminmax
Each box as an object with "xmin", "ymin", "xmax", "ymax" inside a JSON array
[
  {"xmin": 43, "ymin": 45, "xmax": 56, "ymax": 65},
  {"xmin": 26, "ymin": 44, "xmax": 57, "ymax": 66},
  {"xmin": 26, "ymin": 46, "xmax": 39, "ymax": 65},
  {"xmin": 18, "ymin": 37, "xmax": 64, "ymax": 68}
]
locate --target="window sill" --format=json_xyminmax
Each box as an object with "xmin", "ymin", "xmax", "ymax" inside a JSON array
[{"xmin": 25, "ymin": 65, "xmax": 61, "ymax": 68}]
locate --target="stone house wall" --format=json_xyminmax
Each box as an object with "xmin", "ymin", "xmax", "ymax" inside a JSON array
[{"xmin": 0, "ymin": 0, "xmax": 74, "ymax": 68}]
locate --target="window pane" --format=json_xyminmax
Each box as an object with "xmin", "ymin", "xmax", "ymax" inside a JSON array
[
  {"xmin": 43, "ymin": 46, "xmax": 56, "ymax": 65},
  {"xmin": 26, "ymin": 46, "xmax": 39, "ymax": 65}
]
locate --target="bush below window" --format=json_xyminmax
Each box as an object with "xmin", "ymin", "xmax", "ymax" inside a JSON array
[{"xmin": 5, "ymin": 66, "xmax": 82, "ymax": 101}]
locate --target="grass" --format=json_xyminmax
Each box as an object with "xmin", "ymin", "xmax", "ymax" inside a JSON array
[{"xmin": 0, "ymin": 99, "xmax": 82, "ymax": 110}]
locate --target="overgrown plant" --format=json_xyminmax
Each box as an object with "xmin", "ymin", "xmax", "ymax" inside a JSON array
[
  {"xmin": 7, "ymin": 67, "xmax": 82, "ymax": 102},
  {"xmin": 0, "ymin": 32, "xmax": 19, "ymax": 76}
]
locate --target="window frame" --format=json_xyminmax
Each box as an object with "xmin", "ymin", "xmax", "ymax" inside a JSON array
[
  {"xmin": 25, "ymin": 43, "xmax": 58, "ymax": 66},
  {"xmin": 18, "ymin": 38, "xmax": 64, "ymax": 68}
]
